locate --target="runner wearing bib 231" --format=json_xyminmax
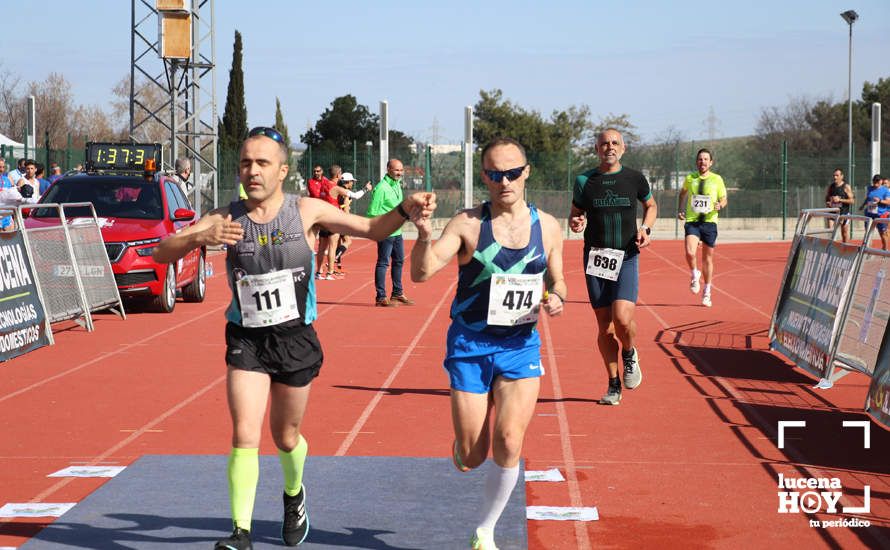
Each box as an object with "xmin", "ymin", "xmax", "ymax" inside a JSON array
[
  {"xmin": 569, "ymin": 128, "xmax": 658, "ymax": 407},
  {"xmin": 677, "ymin": 148, "xmax": 727, "ymax": 308}
]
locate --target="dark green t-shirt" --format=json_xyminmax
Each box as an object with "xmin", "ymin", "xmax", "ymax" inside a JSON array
[{"xmin": 572, "ymin": 166, "xmax": 652, "ymax": 256}]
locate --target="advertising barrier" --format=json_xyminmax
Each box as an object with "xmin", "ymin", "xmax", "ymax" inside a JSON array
[
  {"xmin": 0, "ymin": 229, "xmax": 51, "ymax": 361},
  {"xmin": 771, "ymin": 209, "xmax": 890, "ymax": 431},
  {"xmin": 771, "ymin": 235, "xmax": 859, "ymax": 379},
  {"xmin": 866, "ymin": 331, "xmax": 890, "ymax": 428}
]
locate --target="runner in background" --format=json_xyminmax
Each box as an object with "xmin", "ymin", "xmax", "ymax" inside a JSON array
[{"xmin": 677, "ymin": 148, "xmax": 727, "ymax": 307}]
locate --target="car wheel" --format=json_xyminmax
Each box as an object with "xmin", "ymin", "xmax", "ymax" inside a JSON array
[
  {"xmin": 182, "ymin": 253, "xmax": 206, "ymax": 303},
  {"xmin": 152, "ymin": 263, "xmax": 176, "ymax": 313}
]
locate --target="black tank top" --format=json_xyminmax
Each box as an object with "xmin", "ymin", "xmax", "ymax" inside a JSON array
[{"xmin": 827, "ymin": 184, "xmax": 850, "ymax": 215}]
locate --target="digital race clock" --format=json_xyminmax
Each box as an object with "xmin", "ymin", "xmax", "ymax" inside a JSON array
[{"xmin": 85, "ymin": 143, "xmax": 162, "ymax": 172}]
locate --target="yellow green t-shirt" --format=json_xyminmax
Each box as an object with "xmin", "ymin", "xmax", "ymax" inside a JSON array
[{"xmin": 683, "ymin": 172, "xmax": 727, "ymax": 223}]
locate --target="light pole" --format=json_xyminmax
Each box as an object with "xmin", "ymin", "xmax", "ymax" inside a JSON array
[
  {"xmin": 365, "ymin": 141, "xmax": 373, "ymax": 184},
  {"xmin": 841, "ymin": 9, "xmax": 858, "ymax": 185}
]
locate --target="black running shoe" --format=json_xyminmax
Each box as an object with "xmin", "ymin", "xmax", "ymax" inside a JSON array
[
  {"xmin": 214, "ymin": 527, "xmax": 252, "ymax": 550},
  {"xmin": 282, "ymin": 485, "xmax": 309, "ymax": 546}
]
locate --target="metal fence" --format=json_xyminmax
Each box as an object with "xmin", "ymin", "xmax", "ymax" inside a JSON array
[{"xmin": 9, "ymin": 140, "xmax": 888, "ymax": 222}]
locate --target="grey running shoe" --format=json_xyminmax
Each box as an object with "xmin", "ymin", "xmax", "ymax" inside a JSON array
[
  {"xmin": 215, "ymin": 527, "xmax": 252, "ymax": 550},
  {"xmin": 690, "ymin": 274, "xmax": 701, "ymax": 294},
  {"xmin": 622, "ymin": 348, "xmax": 642, "ymax": 389},
  {"xmin": 282, "ymin": 486, "xmax": 309, "ymax": 546},
  {"xmin": 600, "ymin": 382, "xmax": 622, "ymax": 405}
]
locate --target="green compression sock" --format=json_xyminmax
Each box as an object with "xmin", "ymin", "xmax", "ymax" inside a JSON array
[
  {"xmin": 278, "ymin": 435, "xmax": 308, "ymax": 497},
  {"xmin": 227, "ymin": 447, "xmax": 259, "ymax": 532}
]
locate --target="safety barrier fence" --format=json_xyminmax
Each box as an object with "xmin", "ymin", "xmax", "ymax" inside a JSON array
[
  {"xmin": 0, "ymin": 203, "xmax": 124, "ymax": 362},
  {"xmin": 769, "ymin": 208, "xmax": 890, "ymax": 429}
]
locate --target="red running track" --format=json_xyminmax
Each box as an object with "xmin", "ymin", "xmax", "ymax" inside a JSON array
[{"xmin": 0, "ymin": 239, "xmax": 887, "ymax": 549}]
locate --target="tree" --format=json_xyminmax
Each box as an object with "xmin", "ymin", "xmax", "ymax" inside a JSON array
[
  {"xmin": 274, "ymin": 97, "xmax": 292, "ymax": 148},
  {"xmin": 590, "ymin": 113, "xmax": 640, "ymax": 151},
  {"xmin": 219, "ymin": 30, "xmax": 247, "ymax": 152},
  {"xmin": 301, "ymin": 94, "xmax": 378, "ymax": 151},
  {"xmin": 111, "ymin": 74, "xmax": 170, "ymax": 144},
  {"xmin": 0, "ymin": 65, "xmax": 23, "ymax": 141},
  {"xmin": 472, "ymin": 89, "xmax": 590, "ymax": 155}
]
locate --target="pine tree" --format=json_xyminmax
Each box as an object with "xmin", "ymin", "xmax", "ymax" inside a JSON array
[
  {"xmin": 274, "ymin": 97, "xmax": 292, "ymax": 149},
  {"xmin": 218, "ymin": 30, "xmax": 247, "ymax": 152}
]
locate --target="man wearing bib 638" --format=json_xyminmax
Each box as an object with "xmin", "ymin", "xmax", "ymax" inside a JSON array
[
  {"xmin": 410, "ymin": 137, "xmax": 566, "ymax": 550},
  {"xmin": 677, "ymin": 148, "xmax": 727, "ymax": 308},
  {"xmin": 152, "ymin": 127, "xmax": 435, "ymax": 550},
  {"xmin": 569, "ymin": 128, "xmax": 657, "ymax": 406}
]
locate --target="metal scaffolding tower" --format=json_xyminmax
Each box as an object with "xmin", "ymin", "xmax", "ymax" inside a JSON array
[{"xmin": 129, "ymin": 0, "xmax": 218, "ymax": 215}]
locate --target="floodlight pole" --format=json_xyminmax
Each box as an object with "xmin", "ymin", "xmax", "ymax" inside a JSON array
[{"xmin": 841, "ymin": 10, "xmax": 858, "ymax": 186}]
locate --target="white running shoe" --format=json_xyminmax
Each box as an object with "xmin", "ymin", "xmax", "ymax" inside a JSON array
[
  {"xmin": 690, "ymin": 274, "xmax": 701, "ymax": 294},
  {"xmin": 702, "ymin": 293, "xmax": 712, "ymax": 307},
  {"xmin": 622, "ymin": 348, "xmax": 642, "ymax": 389}
]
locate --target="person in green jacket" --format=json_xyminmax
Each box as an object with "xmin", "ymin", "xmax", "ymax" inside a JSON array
[{"xmin": 367, "ymin": 158, "xmax": 415, "ymax": 306}]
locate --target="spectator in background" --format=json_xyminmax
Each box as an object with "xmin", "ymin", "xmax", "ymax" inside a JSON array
[
  {"xmin": 329, "ymin": 164, "xmax": 342, "ymax": 186},
  {"xmin": 0, "ymin": 159, "xmax": 39, "ymax": 231},
  {"xmin": 48, "ymin": 163, "xmax": 63, "ymax": 185},
  {"xmin": 367, "ymin": 158, "xmax": 414, "ymax": 307},
  {"xmin": 0, "ymin": 159, "xmax": 11, "ymax": 189},
  {"xmin": 306, "ymin": 165, "xmax": 328, "ymax": 199},
  {"xmin": 174, "ymin": 157, "xmax": 193, "ymax": 198},
  {"xmin": 73, "ymin": 163, "xmax": 83, "ymax": 172},
  {"xmin": 329, "ymin": 172, "xmax": 372, "ymax": 274},
  {"xmin": 36, "ymin": 164, "xmax": 51, "ymax": 196},
  {"xmin": 861, "ymin": 174, "xmax": 890, "ymax": 250},
  {"xmin": 824, "ymin": 168, "xmax": 853, "ymax": 243},
  {"xmin": 17, "ymin": 160, "xmax": 38, "ymax": 199},
  {"xmin": 8, "ymin": 158, "xmax": 26, "ymax": 185}
]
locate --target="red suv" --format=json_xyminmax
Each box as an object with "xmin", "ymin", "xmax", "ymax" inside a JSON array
[{"xmin": 26, "ymin": 173, "xmax": 206, "ymax": 312}]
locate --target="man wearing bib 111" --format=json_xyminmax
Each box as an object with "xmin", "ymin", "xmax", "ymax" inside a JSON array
[
  {"xmin": 569, "ymin": 128, "xmax": 657, "ymax": 406},
  {"xmin": 677, "ymin": 148, "xmax": 727, "ymax": 308},
  {"xmin": 410, "ymin": 137, "xmax": 566, "ymax": 550},
  {"xmin": 152, "ymin": 126, "xmax": 435, "ymax": 550}
]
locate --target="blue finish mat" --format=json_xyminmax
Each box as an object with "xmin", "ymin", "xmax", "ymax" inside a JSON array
[{"xmin": 22, "ymin": 455, "xmax": 527, "ymax": 549}]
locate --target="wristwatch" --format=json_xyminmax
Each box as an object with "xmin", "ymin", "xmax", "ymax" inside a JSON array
[{"xmin": 640, "ymin": 224, "xmax": 651, "ymax": 235}]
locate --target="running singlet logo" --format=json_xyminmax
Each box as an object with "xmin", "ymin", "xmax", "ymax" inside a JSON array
[{"xmin": 591, "ymin": 190, "xmax": 631, "ymax": 208}]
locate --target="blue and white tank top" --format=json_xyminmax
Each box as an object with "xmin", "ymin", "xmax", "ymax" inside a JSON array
[{"xmin": 450, "ymin": 202, "xmax": 548, "ymax": 338}]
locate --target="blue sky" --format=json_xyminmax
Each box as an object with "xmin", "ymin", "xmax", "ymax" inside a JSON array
[{"xmin": 6, "ymin": 1, "xmax": 889, "ymax": 144}]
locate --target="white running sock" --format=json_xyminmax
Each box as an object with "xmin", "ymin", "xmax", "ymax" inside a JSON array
[
  {"xmin": 478, "ymin": 462, "xmax": 520, "ymax": 532},
  {"xmin": 692, "ymin": 269, "xmax": 701, "ymax": 279},
  {"xmin": 704, "ymin": 283, "xmax": 712, "ymax": 295}
]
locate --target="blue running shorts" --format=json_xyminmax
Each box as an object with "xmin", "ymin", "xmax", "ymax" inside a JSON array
[
  {"xmin": 584, "ymin": 251, "xmax": 639, "ymax": 309},
  {"xmin": 444, "ymin": 323, "xmax": 543, "ymax": 394}
]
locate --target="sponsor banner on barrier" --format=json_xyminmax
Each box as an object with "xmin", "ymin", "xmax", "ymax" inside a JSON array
[
  {"xmin": 865, "ymin": 326, "xmax": 890, "ymax": 430},
  {"xmin": 0, "ymin": 230, "xmax": 50, "ymax": 361},
  {"xmin": 771, "ymin": 236, "xmax": 858, "ymax": 378}
]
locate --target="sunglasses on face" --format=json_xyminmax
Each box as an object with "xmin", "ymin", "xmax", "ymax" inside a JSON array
[
  {"xmin": 483, "ymin": 165, "xmax": 526, "ymax": 183},
  {"xmin": 248, "ymin": 126, "xmax": 285, "ymax": 143}
]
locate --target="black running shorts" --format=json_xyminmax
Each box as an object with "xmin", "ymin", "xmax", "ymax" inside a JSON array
[{"xmin": 225, "ymin": 321, "xmax": 323, "ymax": 387}]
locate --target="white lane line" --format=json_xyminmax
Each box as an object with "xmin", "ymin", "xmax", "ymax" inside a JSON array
[
  {"xmin": 645, "ymin": 246, "xmax": 771, "ymax": 319},
  {"xmin": 335, "ymin": 281, "xmax": 456, "ymax": 456},
  {"xmin": 0, "ymin": 304, "xmax": 228, "ymax": 404},
  {"xmin": 540, "ymin": 313, "xmax": 591, "ymax": 550}
]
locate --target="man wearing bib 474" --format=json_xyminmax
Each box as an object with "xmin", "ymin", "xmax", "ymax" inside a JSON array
[
  {"xmin": 677, "ymin": 148, "xmax": 727, "ymax": 308},
  {"xmin": 410, "ymin": 137, "xmax": 566, "ymax": 550},
  {"xmin": 569, "ymin": 128, "xmax": 657, "ymax": 406},
  {"xmin": 152, "ymin": 127, "xmax": 435, "ymax": 550}
]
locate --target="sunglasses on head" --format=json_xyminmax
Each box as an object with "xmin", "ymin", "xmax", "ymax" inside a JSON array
[
  {"xmin": 483, "ymin": 165, "xmax": 526, "ymax": 183},
  {"xmin": 248, "ymin": 126, "xmax": 284, "ymax": 143}
]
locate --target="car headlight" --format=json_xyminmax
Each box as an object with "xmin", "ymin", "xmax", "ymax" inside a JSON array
[{"xmin": 136, "ymin": 246, "xmax": 157, "ymax": 257}]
